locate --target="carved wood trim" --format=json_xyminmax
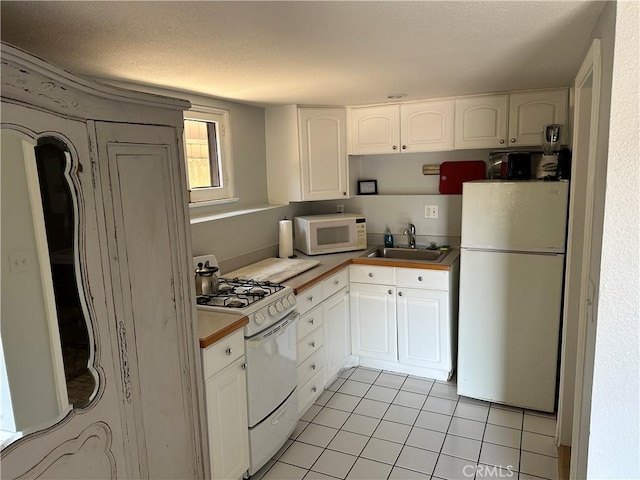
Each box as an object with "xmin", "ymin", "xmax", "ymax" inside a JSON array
[
  {"xmin": 16, "ymin": 422, "xmax": 117, "ymax": 479},
  {"xmin": 117, "ymin": 320, "xmax": 133, "ymax": 404}
]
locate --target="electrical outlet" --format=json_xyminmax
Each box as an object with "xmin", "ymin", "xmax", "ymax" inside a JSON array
[
  {"xmin": 424, "ymin": 205, "xmax": 439, "ymax": 219},
  {"xmin": 336, "ymin": 204, "xmax": 344, "ymax": 214}
]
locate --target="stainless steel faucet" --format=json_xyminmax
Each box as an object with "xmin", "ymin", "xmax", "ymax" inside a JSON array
[{"xmin": 403, "ymin": 223, "xmax": 416, "ymax": 248}]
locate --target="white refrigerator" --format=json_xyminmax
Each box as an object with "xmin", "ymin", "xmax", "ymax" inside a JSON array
[{"xmin": 457, "ymin": 180, "xmax": 569, "ymax": 412}]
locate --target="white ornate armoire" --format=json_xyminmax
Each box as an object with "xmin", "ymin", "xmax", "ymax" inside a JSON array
[{"xmin": 0, "ymin": 43, "xmax": 205, "ymax": 479}]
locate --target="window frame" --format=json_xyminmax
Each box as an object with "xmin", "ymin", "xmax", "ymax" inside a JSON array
[{"xmin": 183, "ymin": 106, "xmax": 234, "ymax": 203}]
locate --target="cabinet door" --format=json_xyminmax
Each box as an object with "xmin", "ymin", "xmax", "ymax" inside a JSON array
[
  {"xmin": 299, "ymin": 108, "xmax": 348, "ymax": 201},
  {"xmin": 323, "ymin": 288, "xmax": 351, "ymax": 384},
  {"xmin": 508, "ymin": 89, "xmax": 569, "ymax": 146},
  {"xmin": 205, "ymin": 356, "xmax": 250, "ymax": 480},
  {"xmin": 94, "ymin": 122, "xmax": 203, "ymax": 479},
  {"xmin": 350, "ymin": 283, "xmax": 397, "ymax": 361},
  {"xmin": 397, "ymin": 288, "xmax": 450, "ymax": 371},
  {"xmin": 401, "ymin": 100, "xmax": 454, "ymax": 152},
  {"xmin": 350, "ymin": 105, "xmax": 400, "ymax": 155},
  {"xmin": 454, "ymin": 95, "xmax": 509, "ymax": 149}
]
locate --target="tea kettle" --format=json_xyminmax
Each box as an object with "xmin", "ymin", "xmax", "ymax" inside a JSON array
[{"xmin": 195, "ymin": 261, "xmax": 219, "ymax": 295}]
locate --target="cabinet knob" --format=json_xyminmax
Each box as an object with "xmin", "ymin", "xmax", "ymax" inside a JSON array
[
  {"xmin": 312, "ymin": 387, "xmax": 317, "ymax": 393},
  {"xmin": 418, "ymin": 276, "xmax": 423, "ymax": 281},
  {"xmin": 343, "ymin": 192, "xmax": 347, "ymax": 196},
  {"xmin": 388, "ymin": 289, "xmax": 393, "ymax": 295},
  {"xmin": 310, "ymin": 341, "xmax": 315, "ymax": 348},
  {"xmin": 398, "ymin": 292, "xmax": 404, "ymax": 297},
  {"xmin": 500, "ymin": 139, "xmax": 505, "ymax": 144},
  {"xmin": 311, "ymin": 364, "xmax": 316, "ymax": 370},
  {"xmin": 511, "ymin": 138, "xmax": 516, "ymax": 143},
  {"xmin": 402, "ymin": 145, "xmax": 407, "ymax": 150},
  {"xmin": 309, "ymin": 318, "xmax": 314, "ymax": 325},
  {"xmin": 307, "ymin": 296, "xmax": 313, "ymax": 302},
  {"xmin": 392, "ymin": 145, "xmax": 398, "ymax": 150},
  {"xmin": 334, "ymin": 280, "xmax": 339, "ymax": 285},
  {"xmin": 241, "ymin": 363, "xmax": 247, "ymax": 370},
  {"xmin": 368, "ymin": 273, "xmax": 374, "ymax": 278},
  {"xmin": 225, "ymin": 348, "xmax": 233, "ymax": 356}
]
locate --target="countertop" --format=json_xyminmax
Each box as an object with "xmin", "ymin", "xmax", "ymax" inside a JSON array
[
  {"xmin": 197, "ymin": 246, "xmax": 460, "ymax": 346},
  {"xmin": 285, "ymin": 247, "xmax": 460, "ymax": 294},
  {"xmin": 198, "ymin": 310, "xmax": 248, "ymax": 349}
]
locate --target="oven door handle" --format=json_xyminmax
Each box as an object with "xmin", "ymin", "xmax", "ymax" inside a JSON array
[{"xmin": 248, "ymin": 311, "xmax": 299, "ymax": 347}]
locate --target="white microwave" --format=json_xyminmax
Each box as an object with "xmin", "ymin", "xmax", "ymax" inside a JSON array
[{"xmin": 294, "ymin": 214, "xmax": 367, "ymax": 255}]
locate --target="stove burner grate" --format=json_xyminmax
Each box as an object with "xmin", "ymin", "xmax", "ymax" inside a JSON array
[{"xmin": 196, "ymin": 278, "xmax": 286, "ymax": 308}]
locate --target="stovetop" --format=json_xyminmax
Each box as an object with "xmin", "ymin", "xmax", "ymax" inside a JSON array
[
  {"xmin": 196, "ymin": 277, "xmax": 297, "ymax": 337},
  {"xmin": 196, "ymin": 278, "xmax": 286, "ymax": 309}
]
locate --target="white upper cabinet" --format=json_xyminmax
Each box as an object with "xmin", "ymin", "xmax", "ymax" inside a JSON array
[
  {"xmin": 349, "ymin": 100, "xmax": 454, "ymax": 155},
  {"xmin": 455, "ymin": 89, "xmax": 569, "ymax": 149},
  {"xmin": 400, "ymin": 100, "xmax": 454, "ymax": 152},
  {"xmin": 349, "ymin": 104, "xmax": 400, "ymax": 155},
  {"xmin": 454, "ymin": 95, "xmax": 509, "ymax": 149},
  {"xmin": 508, "ymin": 89, "xmax": 569, "ymax": 146},
  {"xmin": 266, "ymin": 106, "xmax": 348, "ymax": 203}
]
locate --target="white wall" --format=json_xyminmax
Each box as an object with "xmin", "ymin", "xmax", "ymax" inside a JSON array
[
  {"xmin": 587, "ymin": 2, "xmax": 640, "ymax": 477},
  {"xmin": 350, "ymin": 149, "xmax": 494, "ymax": 194},
  {"xmin": 310, "ymin": 194, "xmax": 462, "ymax": 248},
  {"xmin": 1, "ymin": 130, "xmax": 60, "ymax": 432}
]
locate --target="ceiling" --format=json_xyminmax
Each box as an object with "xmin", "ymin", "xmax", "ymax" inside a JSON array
[{"xmin": 1, "ymin": 1, "xmax": 605, "ymax": 107}]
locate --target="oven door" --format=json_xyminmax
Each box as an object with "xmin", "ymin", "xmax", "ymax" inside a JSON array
[{"xmin": 245, "ymin": 311, "xmax": 298, "ymax": 427}]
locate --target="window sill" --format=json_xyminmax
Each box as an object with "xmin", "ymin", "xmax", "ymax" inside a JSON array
[{"xmin": 189, "ymin": 201, "xmax": 287, "ymax": 225}]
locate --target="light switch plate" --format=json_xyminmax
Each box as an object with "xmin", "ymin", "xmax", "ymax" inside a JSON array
[{"xmin": 424, "ymin": 205, "xmax": 439, "ymax": 219}]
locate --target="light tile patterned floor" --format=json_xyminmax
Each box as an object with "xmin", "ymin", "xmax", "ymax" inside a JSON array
[{"xmin": 253, "ymin": 367, "xmax": 559, "ymax": 480}]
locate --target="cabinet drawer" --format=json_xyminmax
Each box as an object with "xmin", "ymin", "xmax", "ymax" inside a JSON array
[
  {"xmin": 298, "ymin": 368, "xmax": 325, "ymax": 415},
  {"xmin": 349, "ymin": 264, "xmax": 395, "ymax": 285},
  {"xmin": 297, "ymin": 329, "xmax": 324, "ymax": 364},
  {"xmin": 396, "ymin": 268, "xmax": 449, "ymax": 291},
  {"xmin": 296, "ymin": 283, "xmax": 323, "ymax": 315},
  {"xmin": 323, "ymin": 269, "xmax": 349, "ymax": 299},
  {"xmin": 297, "ymin": 347, "xmax": 325, "ymax": 387},
  {"xmin": 297, "ymin": 305, "xmax": 324, "ymax": 341},
  {"xmin": 202, "ymin": 329, "xmax": 245, "ymax": 379}
]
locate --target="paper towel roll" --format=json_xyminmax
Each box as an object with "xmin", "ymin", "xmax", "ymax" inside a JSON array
[{"xmin": 279, "ymin": 217, "xmax": 293, "ymax": 258}]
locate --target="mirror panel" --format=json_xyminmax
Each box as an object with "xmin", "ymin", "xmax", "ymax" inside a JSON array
[{"xmin": 1, "ymin": 130, "xmax": 97, "ymax": 447}]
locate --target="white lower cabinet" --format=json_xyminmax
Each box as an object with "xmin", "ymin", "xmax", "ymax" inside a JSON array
[
  {"xmin": 350, "ymin": 283, "xmax": 397, "ymax": 362},
  {"xmin": 323, "ymin": 287, "xmax": 351, "ymax": 383},
  {"xmin": 397, "ymin": 288, "xmax": 450, "ymax": 371},
  {"xmin": 349, "ymin": 262, "xmax": 459, "ymax": 380},
  {"xmin": 296, "ymin": 302, "xmax": 326, "ymax": 416},
  {"xmin": 295, "ymin": 268, "xmax": 352, "ymax": 416},
  {"xmin": 202, "ymin": 330, "xmax": 250, "ymax": 480}
]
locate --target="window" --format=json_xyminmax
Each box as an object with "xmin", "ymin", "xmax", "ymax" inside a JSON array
[{"xmin": 184, "ymin": 107, "xmax": 234, "ymax": 203}]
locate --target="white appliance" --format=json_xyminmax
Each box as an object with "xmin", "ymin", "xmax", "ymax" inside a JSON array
[
  {"xmin": 195, "ymin": 256, "xmax": 299, "ymax": 476},
  {"xmin": 294, "ymin": 213, "xmax": 366, "ymax": 255},
  {"xmin": 457, "ymin": 180, "xmax": 569, "ymax": 412}
]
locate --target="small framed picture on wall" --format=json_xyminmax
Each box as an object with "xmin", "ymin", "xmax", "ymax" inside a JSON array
[{"xmin": 358, "ymin": 180, "xmax": 378, "ymax": 195}]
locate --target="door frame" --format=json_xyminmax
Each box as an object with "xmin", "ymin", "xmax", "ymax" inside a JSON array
[{"xmin": 556, "ymin": 38, "xmax": 602, "ymax": 478}]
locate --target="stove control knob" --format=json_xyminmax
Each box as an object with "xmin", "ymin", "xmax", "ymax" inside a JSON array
[
  {"xmin": 282, "ymin": 298, "xmax": 290, "ymax": 308},
  {"xmin": 288, "ymin": 294, "xmax": 296, "ymax": 306},
  {"xmin": 276, "ymin": 301, "xmax": 284, "ymax": 312},
  {"xmin": 268, "ymin": 305, "xmax": 277, "ymax": 317},
  {"xmin": 255, "ymin": 312, "xmax": 266, "ymax": 326}
]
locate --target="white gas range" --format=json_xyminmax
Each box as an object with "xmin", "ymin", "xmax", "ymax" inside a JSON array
[{"xmin": 195, "ymin": 256, "xmax": 299, "ymax": 476}]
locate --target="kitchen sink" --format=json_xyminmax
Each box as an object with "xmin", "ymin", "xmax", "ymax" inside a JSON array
[{"xmin": 361, "ymin": 247, "xmax": 449, "ymax": 263}]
